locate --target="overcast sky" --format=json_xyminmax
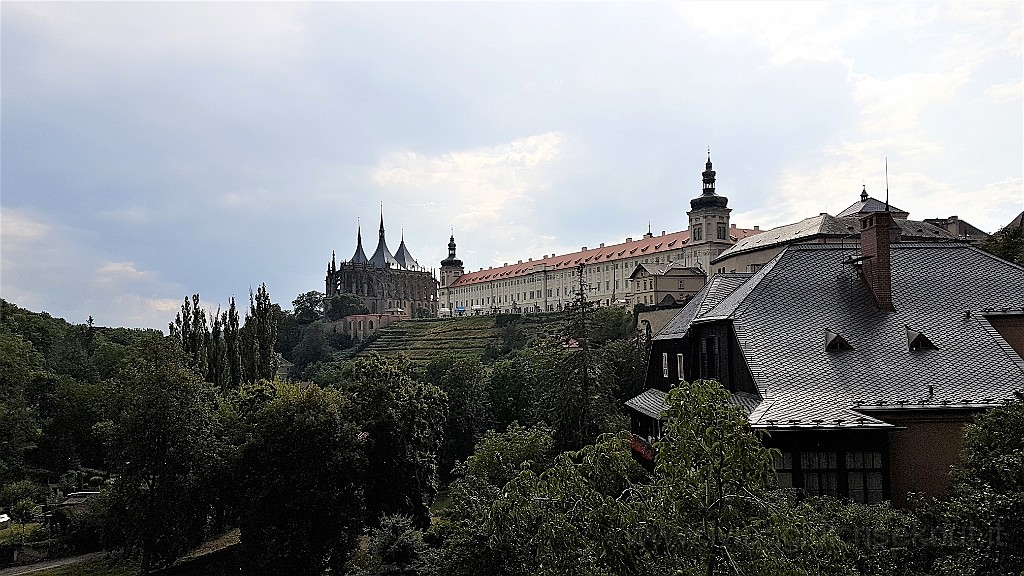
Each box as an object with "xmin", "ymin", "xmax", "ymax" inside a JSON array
[{"xmin": 2, "ymin": 1, "xmax": 1021, "ymax": 330}]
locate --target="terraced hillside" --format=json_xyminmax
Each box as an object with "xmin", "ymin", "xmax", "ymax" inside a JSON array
[{"xmin": 351, "ymin": 313, "xmax": 566, "ymax": 367}]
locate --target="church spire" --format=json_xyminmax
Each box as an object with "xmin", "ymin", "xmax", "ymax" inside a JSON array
[
  {"xmin": 702, "ymin": 150, "xmax": 716, "ymax": 196},
  {"xmin": 369, "ymin": 207, "xmax": 398, "ymax": 268},
  {"xmin": 350, "ymin": 225, "xmax": 369, "ymax": 264}
]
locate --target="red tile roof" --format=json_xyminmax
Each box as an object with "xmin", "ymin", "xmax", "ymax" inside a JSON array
[{"xmin": 449, "ymin": 227, "xmax": 763, "ymax": 287}]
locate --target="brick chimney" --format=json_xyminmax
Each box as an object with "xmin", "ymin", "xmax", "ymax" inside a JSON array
[{"xmin": 859, "ymin": 211, "xmax": 900, "ymax": 311}]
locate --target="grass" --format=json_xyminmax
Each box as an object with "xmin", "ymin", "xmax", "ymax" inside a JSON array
[
  {"xmin": 0, "ymin": 522, "xmax": 42, "ymax": 545},
  {"xmin": 20, "ymin": 557, "xmax": 136, "ymax": 576}
]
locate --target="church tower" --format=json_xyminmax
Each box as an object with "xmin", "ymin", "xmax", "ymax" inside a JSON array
[
  {"xmin": 686, "ymin": 153, "xmax": 732, "ymax": 273},
  {"xmin": 439, "ymin": 234, "xmax": 464, "ymax": 289}
]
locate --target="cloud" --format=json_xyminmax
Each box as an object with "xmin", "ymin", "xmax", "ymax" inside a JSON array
[
  {"xmin": 1, "ymin": 208, "xmax": 51, "ymax": 241},
  {"xmin": 985, "ymin": 80, "xmax": 1023, "ymax": 102},
  {"xmin": 96, "ymin": 261, "xmax": 152, "ymax": 282},
  {"xmin": 373, "ymin": 132, "xmax": 568, "ymax": 227}
]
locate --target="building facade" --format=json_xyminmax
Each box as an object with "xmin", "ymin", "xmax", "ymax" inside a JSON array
[
  {"xmin": 437, "ymin": 156, "xmax": 763, "ymax": 315},
  {"xmin": 325, "ymin": 215, "xmax": 438, "ymax": 317}
]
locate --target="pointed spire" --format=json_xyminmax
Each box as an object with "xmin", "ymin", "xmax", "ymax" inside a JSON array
[
  {"xmin": 350, "ymin": 226, "xmax": 369, "ymax": 264},
  {"xmin": 369, "ymin": 206, "xmax": 398, "ymax": 268},
  {"xmin": 861, "ymin": 184, "xmax": 868, "ymax": 202}
]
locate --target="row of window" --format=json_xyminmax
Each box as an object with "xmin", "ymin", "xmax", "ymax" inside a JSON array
[{"xmin": 774, "ymin": 450, "xmax": 884, "ymax": 504}]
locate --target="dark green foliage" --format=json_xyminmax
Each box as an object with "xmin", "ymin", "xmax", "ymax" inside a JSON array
[
  {"xmin": 979, "ymin": 224, "xmax": 1024, "ymax": 266},
  {"xmin": 434, "ymin": 380, "xmax": 888, "ymax": 576},
  {"xmin": 97, "ymin": 335, "xmax": 225, "ymax": 573},
  {"xmin": 0, "ymin": 480, "xmax": 44, "ymax": 510},
  {"xmin": 352, "ymin": 514, "xmax": 428, "ymax": 576},
  {"xmin": 326, "ymin": 293, "xmax": 370, "ymax": 321},
  {"xmin": 423, "ymin": 354, "xmax": 492, "ymax": 480},
  {"xmin": 291, "ymin": 290, "xmax": 325, "ymax": 324},
  {"xmin": 487, "ymin": 356, "xmax": 538, "ymax": 430},
  {"xmin": 241, "ymin": 284, "xmax": 278, "ymax": 384},
  {"xmin": 239, "ymin": 385, "xmax": 364, "ymax": 576},
  {"xmin": 328, "ymin": 354, "xmax": 447, "ymax": 528}
]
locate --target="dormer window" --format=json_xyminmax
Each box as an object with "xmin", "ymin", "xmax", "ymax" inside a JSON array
[
  {"xmin": 824, "ymin": 329, "xmax": 852, "ymax": 351},
  {"xmin": 906, "ymin": 326, "xmax": 938, "ymax": 351}
]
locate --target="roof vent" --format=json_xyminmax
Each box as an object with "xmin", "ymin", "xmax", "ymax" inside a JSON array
[
  {"xmin": 626, "ymin": 237, "xmax": 632, "ymax": 243},
  {"xmin": 907, "ymin": 326, "xmax": 938, "ymax": 350},
  {"xmin": 824, "ymin": 329, "xmax": 853, "ymax": 351}
]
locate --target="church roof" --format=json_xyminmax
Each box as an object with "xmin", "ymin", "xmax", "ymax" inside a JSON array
[
  {"xmin": 369, "ymin": 216, "xmax": 400, "ymax": 268},
  {"xmin": 349, "ymin": 227, "xmax": 370, "ymax": 265},
  {"xmin": 394, "ymin": 235, "xmax": 424, "ymax": 271}
]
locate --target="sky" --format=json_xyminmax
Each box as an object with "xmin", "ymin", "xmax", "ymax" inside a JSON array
[{"xmin": 2, "ymin": 1, "xmax": 1021, "ymax": 330}]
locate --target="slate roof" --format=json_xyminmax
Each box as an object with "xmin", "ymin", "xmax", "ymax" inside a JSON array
[
  {"xmin": 654, "ymin": 273, "xmax": 753, "ymax": 340},
  {"xmin": 625, "ymin": 388, "xmax": 766, "ymax": 420},
  {"xmin": 625, "ymin": 388, "xmax": 667, "ymax": 419},
  {"xmin": 713, "ymin": 213, "xmax": 953, "ymax": 263},
  {"xmin": 836, "ymin": 195, "xmax": 909, "ymax": 218},
  {"xmin": 661, "ymin": 242, "xmax": 1024, "ymax": 429},
  {"xmin": 394, "ymin": 237, "xmax": 425, "ymax": 271}
]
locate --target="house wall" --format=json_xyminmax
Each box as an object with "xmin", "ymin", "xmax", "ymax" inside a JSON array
[
  {"xmin": 871, "ymin": 411, "xmax": 974, "ymax": 507},
  {"xmin": 648, "ymin": 322, "xmax": 757, "ymax": 395}
]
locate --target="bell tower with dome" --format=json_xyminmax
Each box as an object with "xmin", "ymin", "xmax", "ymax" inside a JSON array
[{"xmin": 686, "ymin": 153, "xmax": 733, "ymax": 273}]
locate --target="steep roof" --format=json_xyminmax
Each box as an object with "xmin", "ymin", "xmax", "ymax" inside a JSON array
[
  {"xmin": 654, "ymin": 273, "xmax": 752, "ymax": 340},
  {"xmin": 394, "ymin": 236, "xmax": 424, "ymax": 271},
  {"xmin": 713, "ymin": 213, "xmax": 953, "ymax": 263},
  {"xmin": 663, "ymin": 243, "xmax": 1024, "ymax": 428},
  {"xmin": 369, "ymin": 217, "xmax": 400, "ymax": 268},
  {"xmin": 349, "ymin": 227, "xmax": 370, "ymax": 265},
  {"xmin": 836, "ymin": 194, "xmax": 909, "ymax": 218},
  {"xmin": 449, "ymin": 227, "xmax": 763, "ymax": 287},
  {"xmin": 628, "ymin": 261, "xmax": 705, "ymax": 279}
]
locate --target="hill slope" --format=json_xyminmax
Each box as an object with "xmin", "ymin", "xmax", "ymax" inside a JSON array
[{"xmin": 349, "ymin": 314, "xmax": 566, "ymax": 366}]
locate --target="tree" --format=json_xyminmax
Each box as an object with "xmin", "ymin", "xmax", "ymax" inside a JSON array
[
  {"xmin": 168, "ymin": 294, "xmax": 209, "ymax": 379},
  {"xmin": 98, "ymin": 335, "xmax": 224, "ymax": 573},
  {"xmin": 979, "ymin": 224, "xmax": 1024, "ymax": 266},
  {"xmin": 239, "ymin": 384, "xmax": 364, "ymax": 576},
  {"xmin": 326, "ymin": 293, "xmax": 369, "ymax": 321},
  {"xmin": 291, "ymin": 291, "xmax": 324, "ymax": 324},
  {"xmin": 423, "ymin": 354, "xmax": 491, "ymax": 480},
  {"xmin": 352, "ymin": 514, "xmax": 428, "ymax": 576},
  {"xmin": 223, "ymin": 297, "xmax": 242, "ymax": 389},
  {"xmin": 329, "ymin": 354, "xmax": 447, "ymax": 527},
  {"xmin": 240, "ymin": 284, "xmax": 278, "ymax": 383},
  {"xmin": 438, "ymin": 380, "xmax": 864, "ymax": 576}
]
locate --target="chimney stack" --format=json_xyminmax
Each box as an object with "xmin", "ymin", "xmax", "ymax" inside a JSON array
[{"xmin": 859, "ymin": 211, "xmax": 900, "ymax": 311}]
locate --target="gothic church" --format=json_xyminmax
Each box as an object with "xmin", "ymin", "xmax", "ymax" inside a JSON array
[{"xmin": 325, "ymin": 215, "xmax": 438, "ymax": 317}]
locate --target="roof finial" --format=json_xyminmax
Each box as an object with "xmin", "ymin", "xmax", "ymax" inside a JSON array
[{"xmin": 861, "ymin": 183, "xmax": 868, "ymax": 202}]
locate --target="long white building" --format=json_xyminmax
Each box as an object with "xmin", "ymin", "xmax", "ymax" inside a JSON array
[{"xmin": 438, "ymin": 156, "xmax": 763, "ymax": 314}]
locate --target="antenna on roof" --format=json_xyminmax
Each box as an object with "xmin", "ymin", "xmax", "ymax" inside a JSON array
[{"xmin": 884, "ymin": 157, "xmax": 890, "ymax": 212}]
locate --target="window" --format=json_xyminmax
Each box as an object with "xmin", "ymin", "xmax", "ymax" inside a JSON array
[
  {"xmin": 700, "ymin": 336, "xmax": 719, "ymax": 378},
  {"xmin": 662, "ymin": 353, "xmax": 669, "ymax": 378},
  {"xmin": 676, "ymin": 354, "xmax": 685, "ymax": 381},
  {"xmin": 717, "ymin": 222, "xmax": 727, "ymax": 240},
  {"xmin": 846, "ymin": 451, "xmax": 884, "ymax": 503},
  {"xmin": 693, "ymin": 226, "xmax": 703, "ymax": 241},
  {"xmin": 801, "ymin": 452, "xmax": 838, "ymax": 497},
  {"xmin": 774, "ymin": 452, "xmax": 794, "ymax": 488}
]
